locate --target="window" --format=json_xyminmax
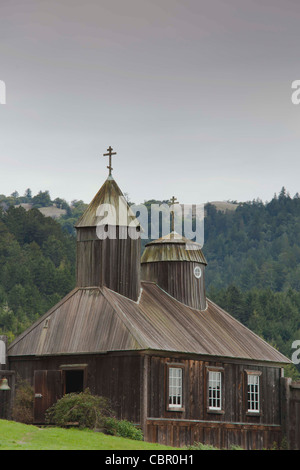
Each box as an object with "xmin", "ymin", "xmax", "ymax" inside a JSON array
[
  {"xmin": 59, "ymin": 364, "xmax": 87, "ymax": 395},
  {"xmin": 247, "ymin": 373, "xmax": 260, "ymax": 413},
  {"xmin": 65, "ymin": 370, "xmax": 84, "ymax": 394},
  {"xmin": 208, "ymin": 371, "xmax": 222, "ymax": 410},
  {"xmin": 194, "ymin": 266, "xmax": 202, "ymax": 279},
  {"xmin": 168, "ymin": 367, "xmax": 183, "ymax": 409}
]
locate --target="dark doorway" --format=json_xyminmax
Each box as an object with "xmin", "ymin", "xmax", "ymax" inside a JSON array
[{"xmin": 65, "ymin": 370, "xmax": 84, "ymax": 394}]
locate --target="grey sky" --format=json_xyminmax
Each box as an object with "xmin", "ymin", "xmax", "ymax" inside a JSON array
[{"xmin": 1, "ymin": 0, "xmax": 300, "ymax": 206}]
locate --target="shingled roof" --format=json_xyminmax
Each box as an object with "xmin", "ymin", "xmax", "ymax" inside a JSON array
[{"xmin": 8, "ymin": 281, "xmax": 290, "ymax": 364}]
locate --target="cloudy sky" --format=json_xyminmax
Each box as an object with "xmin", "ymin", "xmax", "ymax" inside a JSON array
[{"xmin": 1, "ymin": 0, "xmax": 300, "ymax": 206}]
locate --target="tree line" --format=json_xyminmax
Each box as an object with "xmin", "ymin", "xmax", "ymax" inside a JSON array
[{"xmin": 0, "ymin": 186, "xmax": 300, "ymax": 377}]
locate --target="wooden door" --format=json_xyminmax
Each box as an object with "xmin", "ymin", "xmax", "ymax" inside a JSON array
[{"xmin": 34, "ymin": 370, "xmax": 62, "ymax": 424}]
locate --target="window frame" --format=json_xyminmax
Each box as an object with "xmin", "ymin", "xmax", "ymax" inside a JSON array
[
  {"xmin": 245, "ymin": 370, "xmax": 262, "ymax": 415},
  {"xmin": 206, "ymin": 366, "xmax": 225, "ymax": 414},
  {"xmin": 166, "ymin": 363, "xmax": 185, "ymax": 412},
  {"xmin": 59, "ymin": 363, "xmax": 88, "ymax": 395}
]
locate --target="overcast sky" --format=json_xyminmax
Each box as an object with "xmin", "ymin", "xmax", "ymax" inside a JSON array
[{"xmin": 1, "ymin": 0, "xmax": 300, "ymax": 206}]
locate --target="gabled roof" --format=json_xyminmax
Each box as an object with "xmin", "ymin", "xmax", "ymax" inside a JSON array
[{"xmin": 8, "ymin": 282, "xmax": 290, "ymax": 364}]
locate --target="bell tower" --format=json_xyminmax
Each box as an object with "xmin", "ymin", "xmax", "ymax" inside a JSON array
[
  {"xmin": 75, "ymin": 147, "xmax": 141, "ymax": 301},
  {"xmin": 141, "ymin": 197, "xmax": 207, "ymax": 310}
]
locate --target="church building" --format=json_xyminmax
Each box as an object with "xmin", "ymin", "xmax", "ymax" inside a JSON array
[{"xmin": 7, "ymin": 147, "xmax": 292, "ymax": 449}]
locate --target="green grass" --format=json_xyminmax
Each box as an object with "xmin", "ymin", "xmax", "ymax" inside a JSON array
[{"xmin": 0, "ymin": 419, "xmax": 179, "ymax": 450}]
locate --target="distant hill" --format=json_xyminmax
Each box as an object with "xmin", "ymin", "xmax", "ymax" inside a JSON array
[
  {"xmin": 207, "ymin": 201, "xmax": 239, "ymax": 212},
  {"xmin": 1, "ymin": 186, "xmax": 300, "ymax": 378},
  {"xmin": 16, "ymin": 200, "xmax": 239, "ymax": 218},
  {"xmin": 15, "ymin": 203, "xmax": 67, "ymax": 219}
]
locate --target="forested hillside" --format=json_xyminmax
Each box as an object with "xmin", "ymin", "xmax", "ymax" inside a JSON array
[
  {"xmin": 1, "ymin": 187, "xmax": 300, "ymax": 377},
  {"xmin": 204, "ymin": 187, "xmax": 300, "ymax": 292},
  {"xmin": 0, "ymin": 205, "xmax": 76, "ymax": 340}
]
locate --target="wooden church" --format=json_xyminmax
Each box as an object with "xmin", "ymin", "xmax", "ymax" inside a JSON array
[{"xmin": 7, "ymin": 147, "xmax": 291, "ymax": 449}]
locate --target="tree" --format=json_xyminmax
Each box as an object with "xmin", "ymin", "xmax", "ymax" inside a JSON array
[
  {"xmin": 24, "ymin": 188, "xmax": 32, "ymax": 200},
  {"xmin": 32, "ymin": 190, "xmax": 52, "ymax": 208}
]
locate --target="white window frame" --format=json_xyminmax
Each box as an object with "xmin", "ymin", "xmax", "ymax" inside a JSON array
[
  {"xmin": 245, "ymin": 370, "xmax": 261, "ymax": 414},
  {"xmin": 168, "ymin": 366, "xmax": 183, "ymax": 410},
  {"xmin": 247, "ymin": 373, "xmax": 260, "ymax": 413},
  {"xmin": 208, "ymin": 370, "xmax": 222, "ymax": 411}
]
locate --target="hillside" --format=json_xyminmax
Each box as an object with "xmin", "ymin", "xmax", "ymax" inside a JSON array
[
  {"xmin": 0, "ymin": 205, "xmax": 76, "ymax": 340},
  {"xmin": 0, "ymin": 419, "xmax": 179, "ymax": 450},
  {"xmin": 0, "ymin": 186, "xmax": 300, "ymax": 377}
]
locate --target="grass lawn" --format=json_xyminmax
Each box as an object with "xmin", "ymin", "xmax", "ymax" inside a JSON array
[{"xmin": 0, "ymin": 419, "xmax": 179, "ymax": 450}]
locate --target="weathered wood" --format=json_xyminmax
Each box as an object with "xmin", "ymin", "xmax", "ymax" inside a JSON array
[
  {"xmin": 146, "ymin": 418, "xmax": 282, "ymax": 449},
  {"xmin": 141, "ymin": 261, "xmax": 206, "ymax": 310},
  {"xmin": 33, "ymin": 370, "xmax": 62, "ymax": 424},
  {"xmin": 77, "ymin": 226, "xmax": 141, "ymax": 301},
  {"xmin": 281, "ymin": 377, "xmax": 300, "ymax": 449},
  {"xmin": 146, "ymin": 355, "xmax": 282, "ymax": 426}
]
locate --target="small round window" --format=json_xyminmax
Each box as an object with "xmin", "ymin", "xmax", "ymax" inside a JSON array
[{"xmin": 194, "ymin": 266, "xmax": 202, "ymax": 279}]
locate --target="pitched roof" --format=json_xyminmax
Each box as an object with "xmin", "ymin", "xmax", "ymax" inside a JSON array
[
  {"xmin": 75, "ymin": 175, "xmax": 140, "ymax": 229},
  {"xmin": 8, "ymin": 282, "xmax": 290, "ymax": 364}
]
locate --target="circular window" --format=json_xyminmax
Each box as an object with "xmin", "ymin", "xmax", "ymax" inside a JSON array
[{"xmin": 194, "ymin": 266, "xmax": 202, "ymax": 279}]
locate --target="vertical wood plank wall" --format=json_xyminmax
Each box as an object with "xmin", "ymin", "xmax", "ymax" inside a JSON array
[
  {"xmin": 145, "ymin": 355, "xmax": 283, "ymax": 449},
  {"xmin": 76, "ymin": 227, "xmax": 141, "ymax": 301},
  {"xmin": 141, "ymin": 261, "xmax": 206, "ymax": 310},
  {"xmin": 9, "ymin": 352, "xmax": 286, "ymax": 449}
]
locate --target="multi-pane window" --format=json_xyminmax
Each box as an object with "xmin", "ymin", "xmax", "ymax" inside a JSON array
[
  {"xmin": 208, "ymin": 371, "xmax": 222, "ymax": 410},
  {"xmin": 247, "ymin": 374, "xmax": 260, "ymax": 412},
  {"xmin": 168, "ymin": 367, "xmax": 183, "ymax": 408}
]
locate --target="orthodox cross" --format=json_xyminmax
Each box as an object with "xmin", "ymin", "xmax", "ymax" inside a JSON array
[
  {"xmin": 169, "ymin": 196, "xmax": 179, "ymax": 234},
  {"xmin": 103, "ymin": 146, "xmax": 117, "ymax": 176}
]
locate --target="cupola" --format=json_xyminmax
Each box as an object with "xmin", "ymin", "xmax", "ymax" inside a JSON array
[
  {"xmin": 141, "ymin": 230, "xmax": 207, "ymax": 310},
  {"xmin": 75, "ymin": 147, "xmax": 141, "ymax": 301}
]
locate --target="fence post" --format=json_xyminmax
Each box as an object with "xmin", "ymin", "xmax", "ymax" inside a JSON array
[{"xmin": 280, "ymin": 376, "xmax": 291, "ymax": 449}]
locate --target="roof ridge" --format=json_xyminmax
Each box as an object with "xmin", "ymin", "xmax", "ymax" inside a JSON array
[{"xmin": 101, "ymin": 287, "xmax": 149, "ymax": 349}]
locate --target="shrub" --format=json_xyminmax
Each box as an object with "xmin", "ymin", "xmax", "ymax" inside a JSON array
[
  {"xmin": 45, "ymin": 389, "xmax": 144, "ymax": 441},
  {"xmin": 104, "ymin": 417, "xmax": 143, "ymax": 441},
  {"xmin": 12, "ymin": 379, "xmax": 34, "ymax": 424},
  {"xmin": 45, "ymin": 388, "xmax": 113, "ymax": 429},
  {"xmin": 186, "ymin": 442, "xmax": 218, "ymax": 450}
]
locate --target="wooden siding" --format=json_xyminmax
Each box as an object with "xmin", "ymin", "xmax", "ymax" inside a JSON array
[
  {"xmin": 141, "ymin": 261, "xmax": 206, "ymax": 310},
  {"xmin": 145, "ymin": 354, "xmax": 283, "ymax": 449},
  {"xmin": 141, "ymin": 231, "xmax": 207, "ymax": 309},
  {"xmin": 146, "ymin": 419, "xmax": 282, "ymax": 450},
  {"xmin": 146, "ymin": 355, "xmax": 282, "ymax": 424},
  {"xmin": 76, "ymin": 226, "xmax": 141, "ymax": 301},
  {"xmin": 8, "ymin": 351, "xmax": 288, "ymax": 449},
  {"xmin": 9, "ymin": 353, "xmax": 141, "ymax": 424},
  {"xmin": 280, "ymin": 377, "xmax": 300, "ymax": 449}
]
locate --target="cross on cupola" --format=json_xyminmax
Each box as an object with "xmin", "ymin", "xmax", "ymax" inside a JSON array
[
  {"xmin": 169, "ymin": 196, "xmax": 179, "ymax": 234},
  {"xmin": 103, "ymin": 146, "xmax": 117, "ymax": 176}
]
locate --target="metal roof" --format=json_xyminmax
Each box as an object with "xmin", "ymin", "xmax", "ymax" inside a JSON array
[{"xmin": 8, "ymin": 282, "xmax": 290, "ymax": 364}]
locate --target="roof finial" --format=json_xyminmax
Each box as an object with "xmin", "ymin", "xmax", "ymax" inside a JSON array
[
  {"xmin": 103, "ymin": 146, "xmax": 117, "ymax": 176},
  {"xmin": 169, "ymin": 196, "xmax": 179, "ymax": 235}
]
